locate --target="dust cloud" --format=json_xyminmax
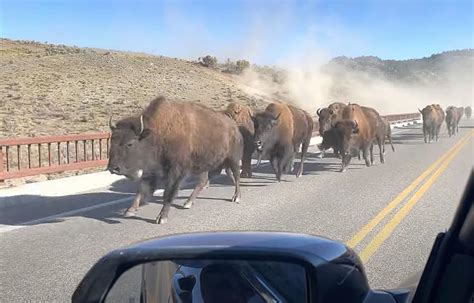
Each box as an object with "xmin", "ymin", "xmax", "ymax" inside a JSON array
[
  {"xmin": 160, "ymin": 2, "xmax": 473, "ymax": 115},
  {"xmin": 236, "ymin": 53, "xmax": 473, "ymax": 115}
]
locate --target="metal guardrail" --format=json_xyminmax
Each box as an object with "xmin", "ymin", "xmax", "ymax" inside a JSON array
[
  {"xmin": 0, "ymin": 133, "xmax": 110, "ymax": 181},
  {"xmin": 0, "ymin": 113, "xmax": 420, "ymax": 182},
  {"xmin": 383, "ymin": 113, "xmax": 421, "ymax": 123}
]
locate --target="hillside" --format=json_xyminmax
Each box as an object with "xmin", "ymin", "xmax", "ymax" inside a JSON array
[
  {"xmin": 0, "ymin": 39, "xmax": 271, "ymax": 137},
  {"xmin": 1, "ymin": 39, "xmax": 472, "ymax": 138},
  {"xmin": 325, "ymin": 50, "xmax": 474, "ymax": 84}
]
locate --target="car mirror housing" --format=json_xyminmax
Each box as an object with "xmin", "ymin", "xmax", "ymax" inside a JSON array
[{"xmin": 73, "ymin": 232, "xmax": 399, "ymax": 303}]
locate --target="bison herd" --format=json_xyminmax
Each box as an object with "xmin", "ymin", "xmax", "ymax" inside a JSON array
[
  {"xmin": 419, "ymin": 104, "xmax": 470, "ymax": 141},
  {"xmin": 107, "ymin": 96, "xmax": 471, "ymax": 224}
]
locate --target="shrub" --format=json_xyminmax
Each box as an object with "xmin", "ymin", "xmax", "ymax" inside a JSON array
[
  {"xmin": 236, "ymin": 60, "xmax": 250, "ymax": 73},
  {"xmin": 198, "ymin": 55, "xmax": 218, "ymax": 68}
]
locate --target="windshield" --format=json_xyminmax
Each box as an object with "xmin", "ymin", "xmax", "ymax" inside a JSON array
[{"xmin": 1, "ymin": 0, "xmax": 473, "ymax": 302}]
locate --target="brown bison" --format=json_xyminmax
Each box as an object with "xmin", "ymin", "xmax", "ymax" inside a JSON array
[
  {"xmin": 223, "ymin": 102, "xmax": 255, "ymax": 178},
  {"xmin": 445, "ymin": 106, "xmax": 460, "ymax": 137},
  {"xmin": 419, "ymin": 104, "xmax": 445, "ymax": 143},
  {"xmin": 316, "ymin": 102, "xmax": 347, "ymax": 158},
  {"xmin": 340, "ymin": 104, "xmax": 385, "ymax": 171},
  {"xmin": 254, "ymin": 102, "xmax": 313, "ymax": 180},
  {"xmin": 465, "ymin": 106, "xmax": 472, "ymax": 119},
  {"xmin": 316, "ymin": 102, "xmax": 347, "ymax": 135},
  {"xmin": 107, "ymin": 97, "xmax": 243, "ymax": 224},
  {"xmin": 318, "ymin": 119, "xmax": 359, "ymax": 171}
]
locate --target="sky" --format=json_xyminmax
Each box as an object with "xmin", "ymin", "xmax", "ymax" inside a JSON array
[{"xmin": 1, "ymin": 0, "xmax": 473, "ymax": 65}]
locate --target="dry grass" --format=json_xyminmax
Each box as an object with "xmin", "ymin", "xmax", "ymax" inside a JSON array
[{"xmin": 0, "ymin": 39, "xmax": 271, "ymax": 138}]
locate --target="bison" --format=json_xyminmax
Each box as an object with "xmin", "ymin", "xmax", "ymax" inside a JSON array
[
  {"xmin": 465, "ymin": 106, "xmax": 472, "ymax": 119},
  {"xmin": 316, "ymin": 102, "xmax": 347, "ymax": 158},
  {"xmin": 340, "ymin": 104, "xmax": 385, "ymax": 171},
  {"xmin": 419, "ymin": 104, "xmax": 445, "ymax": 143},
  {"xmin": 445, "ymin": 106, "xmax": 460, "ymax": 137},
  {"xmin": 107, "ymin": 96, "xmax": 243, "ymax": 224},
  {"xmin": 223, "ymin": 102, "xmax": 255, "ymax": 178},
  {"xmin": 254, "ymin": 102, "xmax": 312, "ymax": 180},
  {"xmin": 318, "ymin": 119, "xmax": 360, "ymax": 171}
]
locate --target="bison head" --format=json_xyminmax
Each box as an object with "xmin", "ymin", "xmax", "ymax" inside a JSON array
[
  {"xmin": 107, "ymin": 115, "xmax": 153, "ymax": 180},
  {"xmin": 317, "ymin": 108, "xmax": 335, "ymax": 135},
  {"xmin": 253, "ymin": 112, "xmax": 280, "ymax": 153}
]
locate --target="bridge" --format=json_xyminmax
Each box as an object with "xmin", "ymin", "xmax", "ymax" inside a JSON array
[{"xmin": 1, "ymin": 116, "xmax": 473, "ymax": 302}]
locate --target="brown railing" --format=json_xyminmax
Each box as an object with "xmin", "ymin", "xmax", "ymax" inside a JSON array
[
  {"xmin": 0, "ymin": 113, "xmax": 420, "ymax": 182},
  {"xmin": 0, "ymin": 133, "xmax": 110, "ymax": 181}
]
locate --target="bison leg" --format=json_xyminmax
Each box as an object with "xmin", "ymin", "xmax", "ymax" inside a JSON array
[
  {"xmin": 377, "ymin": 137, "xmax": 385, "ymax": 164},
  {"xmin": 363, "ymin": 145, "xmax": 371, "ymax": 167},
  {"xmin": 270, "ymin": 156, "xmax": 281, "ymax": 181},
  {"xmin": 285, "ymin": 144, "xmax": 298, "ymax": 174},
  {"xmin": 296, "ymin": 139, "xmax": 310, "ymax": 178},
  {"xmin": 319, "ymin": 148, "xmax": 325, "ymax": 159},
  {"xmin": 227, "ymin": 160, "xmax": 241, "ymax": 203},
  {"xmin": 183, "ymin": 172, "xmax": 209, "ymax": 209},
  {"xmin": 279, "ymin": 146, "xmax": 294, "ymax": 181},
  {"xmin": 240, "ymin": 150, "xmax": 253, "ymax": 178},
  {"xmin": 423, "ymin": 126, "xmax": 428, "ymax": 143},
  {"xmin": 340, "ymin": 153, "xmax": 352, "ymax": 172},
  {"xmin": 155, "ymin": 170, "xmax": 184, "ymax": 224},
  {"xmin": 124, "ymin": 176, "xmax": 156, "ymax": 217},
  {"xmin": 369, "ymin": 143, "xmax": 375, "ymax": 165},
  {"xmin": 225, "ymin": 167, "xmax": 235, "ymax": 185}
]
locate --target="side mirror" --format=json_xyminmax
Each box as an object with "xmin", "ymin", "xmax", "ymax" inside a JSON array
[{"xmin": 73, "ymin": 232, "xmax": 400, "ymax": 303}]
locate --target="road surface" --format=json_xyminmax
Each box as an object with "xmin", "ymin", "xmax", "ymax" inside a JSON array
[{"xmin": 1, "ymin": 120, "xmax": 473, "ymax": 302}]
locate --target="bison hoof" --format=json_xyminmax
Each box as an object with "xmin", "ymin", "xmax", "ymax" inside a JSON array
[
  {"xmin": 232, "ymin": 196, "xmax": 241, "ymax": 203},
  {"xmin": 340, "ymin": 168, "xmax": 347, "ymax": 173},
  {"xmin": 123, "ymin": 210, "xmax": 136, "ymax": 217},
  {"xmin": 155, "ymin": 216, "xmax": 168, "ymax": 224},
  {"xmin": 183, "ymin": 201, "xmax": 193, "ymax": 209}
]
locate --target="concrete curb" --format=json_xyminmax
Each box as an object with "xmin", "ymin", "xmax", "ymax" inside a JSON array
[{"xmin": 0, "ymin": 172, "xmax": 125, "ymax": 207}]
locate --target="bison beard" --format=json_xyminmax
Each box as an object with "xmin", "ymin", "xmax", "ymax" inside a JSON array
[{"xmin": 107, "ymin": 96, "xmax": 243, "ymax": 224}]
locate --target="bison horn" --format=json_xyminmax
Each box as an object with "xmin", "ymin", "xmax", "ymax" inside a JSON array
[
  {"xmin": 109, "ymin": 116, "xmax": 116, "ymax": 130},
  {"xmin": 139, "ymin": 115, "xmax": 145, "ymax": 134},
  {"xmin": 418, "ymin": 108, "xmax": 422, "ymax": 113},
  {"xmin": 316, "ymin": 108, "xmax": 322, "ymax": 116},
  {"xmin": 353, "ymin": 120, "xmax": 358, "ymax": 129},
  {"xmin": 274, "ymin": 113, "xmax": 281, "ymax": 120}
]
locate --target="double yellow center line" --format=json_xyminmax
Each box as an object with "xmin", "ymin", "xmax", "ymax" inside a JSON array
[{"xmin": 346, "ymin": 130, "xmax": 474, "ymax": 263}]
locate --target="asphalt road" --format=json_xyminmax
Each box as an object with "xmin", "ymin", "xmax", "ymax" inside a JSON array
[{"xmin": 1, "ymin": 120, "xmax": 473, "ymax": 302}]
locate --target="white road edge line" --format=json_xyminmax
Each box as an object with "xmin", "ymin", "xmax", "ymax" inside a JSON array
[{"xmin": 0, "ymin": 123, "xmax": 419, "ymax": 234}]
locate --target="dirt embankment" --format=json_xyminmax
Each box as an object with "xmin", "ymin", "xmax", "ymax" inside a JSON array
[{"xmin": 0, "ymin": 39, "xmax": 272, "ymax": 138}]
